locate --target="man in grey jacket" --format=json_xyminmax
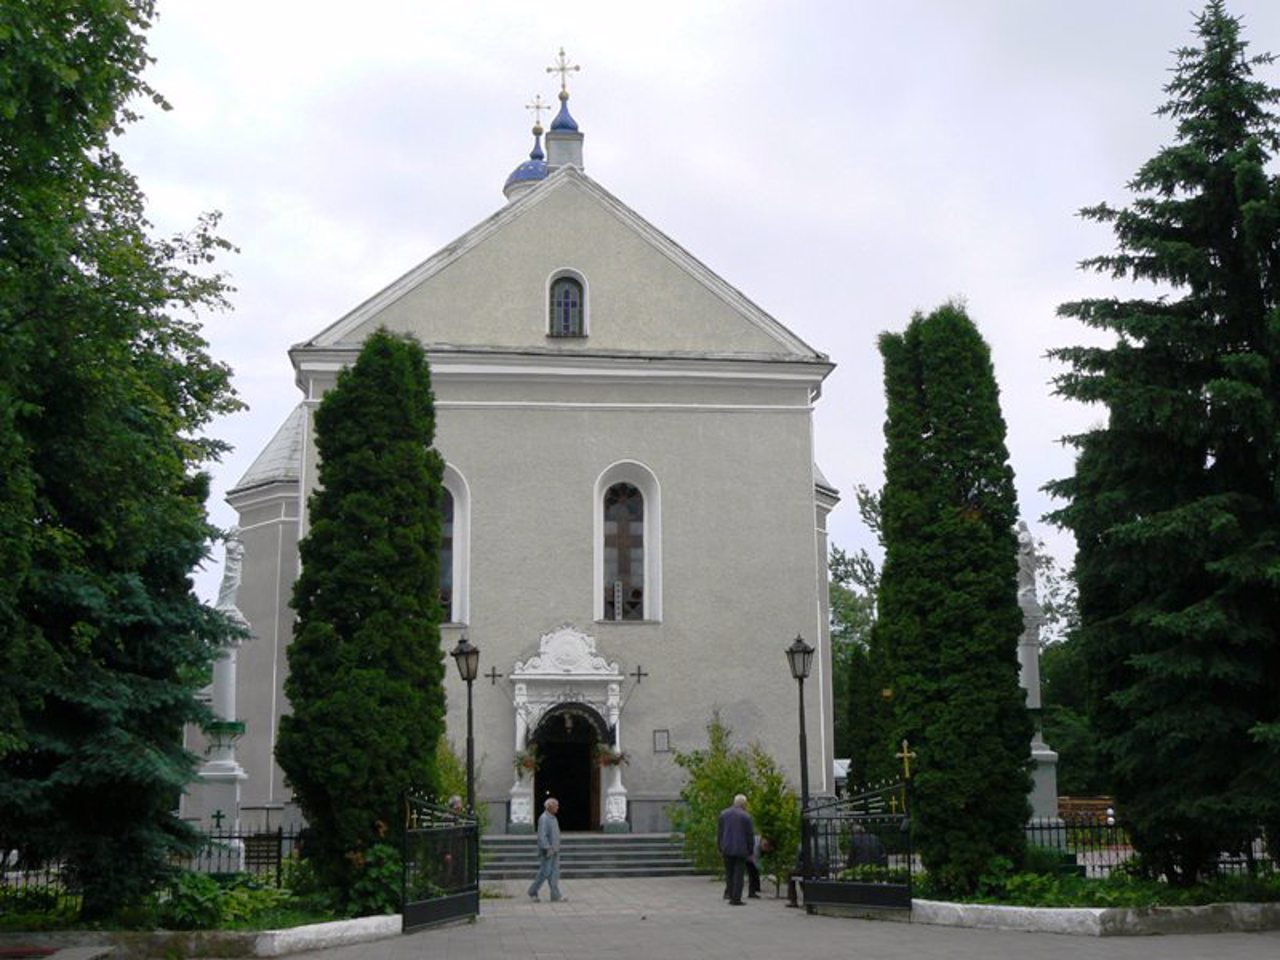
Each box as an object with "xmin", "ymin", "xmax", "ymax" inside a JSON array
[{"xmin": 528, "ymin": 797, "xmax": 565, "ymax": 902}]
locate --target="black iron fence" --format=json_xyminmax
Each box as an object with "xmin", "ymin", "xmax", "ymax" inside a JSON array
[
  {"xmin": 1, "ymin": 829, "xmax": 304, "ymax": 909},
  {"xmin": 173, "ymin": 828, "xmax": 304, "ymax": 885},
  {"xmin": 402, "ymin": 796, "xmax": 479, "ymax": 932},
  {"xmin": 800, "ymin": 780, "xmax": 914, "ymax": 911},
  {"xmin": 1025, "ymin": 815, "xmax": 1278, "ymax": 880}
]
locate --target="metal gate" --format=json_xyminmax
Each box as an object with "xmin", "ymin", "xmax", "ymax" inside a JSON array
[
  {"xmin": 402, "ymin": 796, "xmax": 479, "ymax": 932},
  {"xmin": 800, "ymin": 779, "xmax": 913, "ymax": 913}
]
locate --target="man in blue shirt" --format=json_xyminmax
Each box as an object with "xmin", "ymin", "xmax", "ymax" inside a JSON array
[{"xmin": 528, "ymin": 797, "xmax": 565, "ymax": 902}]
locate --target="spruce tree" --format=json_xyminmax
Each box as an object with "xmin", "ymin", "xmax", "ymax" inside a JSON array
[
  {"xmin": 276, "ymin": 328, "xmax": 446, "ymax": 899},
  {"xmin": 1048, "ymin": 1, "xmax": 1280, "ymax": 882},
  {"xmin": 0, "ymin": 1, "xmax": 242, "ymax": 919},
  {"xmin": 873, "ymin": 303, "xmax": 1031, "ymax": 895}
]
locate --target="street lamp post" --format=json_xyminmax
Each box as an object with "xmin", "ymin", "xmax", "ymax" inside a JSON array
[
  {"xmin": 450, "ymin": 635, "xmax": 480, "ymax": 815},
  {"xmin": 785, "ymin": 634, "xmax": 815, "ymax": 885}
]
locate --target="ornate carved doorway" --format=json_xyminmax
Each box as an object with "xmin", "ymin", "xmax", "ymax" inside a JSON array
[{"xmin": 507, "ymin": 625, "xmax": 629, "ymax": 833}]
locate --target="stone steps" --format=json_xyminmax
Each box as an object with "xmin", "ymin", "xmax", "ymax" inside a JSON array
[{"xmin": 480, "ymin": 832, "xmax": 702, "ymax": 880}]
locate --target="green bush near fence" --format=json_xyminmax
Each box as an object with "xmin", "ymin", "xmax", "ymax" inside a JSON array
[
  {"xmin": 0, "ymin": 868, "xmax": 339, "ymax": 933},
  {"xmin": 915, "ymin": 864, "xmax": 1280, "ymax": 908}
]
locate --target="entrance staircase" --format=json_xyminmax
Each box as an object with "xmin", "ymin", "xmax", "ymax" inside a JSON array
[{"xmin": 479, "ymin": 832, "xmax": 701, "ymax": 880}]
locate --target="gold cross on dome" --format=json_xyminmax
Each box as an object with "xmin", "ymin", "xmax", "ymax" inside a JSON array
[
  {"xmin": 525, "ymin": 94, "xmax": 549, "ymax": 127},
  {"xmin": 546, "ymin": 47, "xmax": 581, "ymax": 94}
]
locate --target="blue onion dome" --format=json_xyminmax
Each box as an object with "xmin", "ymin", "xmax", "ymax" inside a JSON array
[
  {"xmin": 550, "ymin": 89, "xmax": 578, "ymax": 132},
  {"xmin": 505, "ymin": 122, "xmax": 548, "ymax": 190}
]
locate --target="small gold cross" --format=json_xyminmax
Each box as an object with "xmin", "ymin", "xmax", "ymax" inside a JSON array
[
  {"xmin": 525, "ymin": 94, "xmax": 549, "ymax": 127},
  {"xmin": 896, "ymin": 739, "xmax": 917, "ymax": 779},
  {"xmin": 546, "ymin": 47, "xmax": 581, "ymax": 94}
]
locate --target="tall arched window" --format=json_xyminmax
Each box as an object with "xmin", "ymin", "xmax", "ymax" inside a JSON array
[
  {"xmin": 603, "ymin": 483, "xmax": 644, "ymax": 620},
  {"xmin": 438, "ymin": 487, "xmax": 454, "ymax": 615},
  {"xmin": 549, "ymin": 275, "xmax": 585, "ymax": 337},
  {"xmin": 594, "ymin": 461, "xmax": 661, "ymax": 622},
  {"xmin": 438, "ymin": 464, "xmax": 470, "ymax": 624}
]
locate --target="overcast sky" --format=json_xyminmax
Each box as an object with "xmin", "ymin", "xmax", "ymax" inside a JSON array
[{"xmin": 113, "ymin": 1, "xmax": 1280, "ymax": 601}]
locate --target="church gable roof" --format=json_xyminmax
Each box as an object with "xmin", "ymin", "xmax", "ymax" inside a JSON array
[{"xmin": 300, "ymin": 166, "xmax": 825, "ymax": 362}]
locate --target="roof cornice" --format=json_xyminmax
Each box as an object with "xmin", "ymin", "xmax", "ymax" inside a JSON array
[{"xmin": 291, "ymin": 343, "xmax": 833, "ymax": 394}]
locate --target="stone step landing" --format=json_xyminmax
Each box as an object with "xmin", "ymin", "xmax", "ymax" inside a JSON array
[{"xmin": 480, "ymin": 832, "xmax": 701, "ymax": 880}]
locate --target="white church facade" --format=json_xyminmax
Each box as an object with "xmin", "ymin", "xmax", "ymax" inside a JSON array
[{"xmin": 182, "ymin": 68, "xmax": 842, "ymax": 835}]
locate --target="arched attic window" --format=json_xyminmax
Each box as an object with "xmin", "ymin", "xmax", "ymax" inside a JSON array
[{"xmin": 548, "ymin": 272, "xmax": 586, "ymax": 337}]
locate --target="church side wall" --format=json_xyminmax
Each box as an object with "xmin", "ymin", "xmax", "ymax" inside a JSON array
[
  {"xmin": 227, "ymin": 483, "xmax": 302, "ymax": 831},
  {"xmin": 429, "ymin": 380, "xmax": 834, "ymax": 828}
]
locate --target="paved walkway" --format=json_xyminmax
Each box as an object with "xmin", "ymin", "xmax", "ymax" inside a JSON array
[{"xmin": 279, "ymin": 876, "xmax": 1280, "ymax": 960}]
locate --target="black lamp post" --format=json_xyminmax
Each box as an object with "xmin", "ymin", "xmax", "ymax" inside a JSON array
[
  {"xmin": 786, "ymin": 634, "xmax": 815, "ymax": 882},
  {"xmin": 450, "ymin": 635, "xmax": 480, "ymax": 815}
]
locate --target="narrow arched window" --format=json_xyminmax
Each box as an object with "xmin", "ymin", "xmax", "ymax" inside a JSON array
[
  {"xmin": 603, "ymin": 483, "xmax": 644, "ymax": 620},
  {"xmin": 438, "ymin": 487, "xmax": 454, "ymax": 617},
  {"xmin": 549, "ymin": 276, "xmax": 584, "ymax": 337}
]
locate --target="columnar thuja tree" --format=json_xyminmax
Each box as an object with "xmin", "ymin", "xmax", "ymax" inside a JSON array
[
  {"xmin": 873, "ymin": 303, "xmax": 1031, "ymax": 895},
  {"xmin": 0, "ymin": 1, "xmax": 243, "ymax": 920},
  {"xmin": 1048, "ymin": 1, "xmax": 1280, "ymax": 883},
  {"xmin": 276, "ymin": 328, "xmax": 446, "ymax": 898}
]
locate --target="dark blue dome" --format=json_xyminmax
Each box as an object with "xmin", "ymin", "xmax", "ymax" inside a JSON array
[
  {"xmin": 505, "ymin": 159, "xmax": 548, "ymax": 188},
  {"xmin": 550, "ymin": 97, "xmax": 578, "ymax": 132}
]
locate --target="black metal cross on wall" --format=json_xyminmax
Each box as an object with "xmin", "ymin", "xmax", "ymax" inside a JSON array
[
  {"xmin": 485, "ymin": 666, "xmax": 504, "ymax": 685},
  {"xmin": 629, "ymin": 665, "xmax": 649, "ymax": 684}
]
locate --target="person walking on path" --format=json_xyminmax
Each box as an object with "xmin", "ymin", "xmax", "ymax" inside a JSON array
[
  {"xmin": 718, "ymin": 793, "xmax": 755, "ymax": 905},
  {"xmin": 528, "ymin": 797, "xmax": 565, "ymax": 902}
]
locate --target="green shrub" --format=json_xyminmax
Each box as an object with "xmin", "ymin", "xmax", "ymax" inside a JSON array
[
  {"xmin": 154, "ymin": 872, "xmax": 223, "ymax": 930},
  {"xmin": 345, "ymin": 843, "xmax": 403, "ymax": 917},
  {"xmin": 836, "ymin": 864, "xmax": 910, "ymax": 884},
  {"xmin": 217, "ymin": 876, "xmax": 293, "ymax": 926},
  {"xmin": 922, "ymin": 865, "xmax": 1280, "ymax": 908},
  {"xmin": 669, "ymin": 713, "xmax": 800, "ymax": 878}
]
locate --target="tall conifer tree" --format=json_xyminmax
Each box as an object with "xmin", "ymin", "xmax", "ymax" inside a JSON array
[
  {"xmin": 276, "ymin": 328, "xmax": 446, "ymax": 898},
  {"xmin": 874, "ymin": 303, "xmax": 1031, "ymax": 895},
  {"xmin": 0, "ymin": 1, "xmax": 242, "ymax": 919},
  {"xmin": 1048, "ymin": 1, "xmax": 1280, "ymax": 882}
]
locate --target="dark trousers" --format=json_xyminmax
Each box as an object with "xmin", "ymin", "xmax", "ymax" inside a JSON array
[
  {"xmin": 722, "ymin": 854, "xmax": 746, "ymax": 903},
  {"xmin": 746, "ymin": 857, "xmax": 760, "ymax": 896}
]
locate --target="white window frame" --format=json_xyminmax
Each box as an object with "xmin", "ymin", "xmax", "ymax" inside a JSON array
[
  {"xmin": 441, "ymin": 463, "xmax": 471, "ymax": 624},
  {"xmin": 546, "ymin": 268, "xmax": 589, "ymax": 338},
  {"xmin": 593, "ymin": 460, "xmax": 661, "ymax": 622}
]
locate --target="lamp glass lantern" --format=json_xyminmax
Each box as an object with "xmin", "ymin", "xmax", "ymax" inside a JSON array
[
  {"xmin": 451, "ymin": 635, "xmax": 480, "ymax": 682},
  {"xmin": 785, "ymin": 634, "xmax": 815, "ymax": 681}
]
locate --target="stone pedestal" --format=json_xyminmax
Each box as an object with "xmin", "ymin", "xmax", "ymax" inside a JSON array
[
  {"xmin": 603, "ymin": 763, "xmax": 630, "ymax": 833},
  {"xmin": 1029, "ymin": 733, "xmax": 1060, "ymax": 821},
  {"xmin": 508, "ymin": 778, "xmax": 535, "ymax": 834}
]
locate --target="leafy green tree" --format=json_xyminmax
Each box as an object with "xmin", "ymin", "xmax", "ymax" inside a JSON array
[
  {"xmin": 669, "ymin": 713, "xmax": 799, "ymax": 878},
  {"xmin": 276, "ymin": 328, "xmax": 446, "ymax": 903},
  {"xmin": 0, "ymin": 0, "xmax": 242, "ymax": 920},
  {"xmin": 830, "ymin": 486, "xmax": 885, "ymax": 783},
  {"xmin": 1039, "ymin": 639, "xmax": 1107, "ymax": 796},
  {"xmin": 1047, "ymin": 1, "xmax": 1280, "ymax": 883},
  {"xmin": 874, "ymin": 302, "xmax": 1031, "ymax": 896}
]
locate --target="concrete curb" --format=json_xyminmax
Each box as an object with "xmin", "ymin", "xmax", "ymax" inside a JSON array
[
  {"xmin": 910, "ymin": 899, "xmax": 1280, "ymax": 936},
  {"xmin": 251, "ymin": 915, "xmax": 401, "ymax": 956},
  {"xmin": 1, "ymin": 915, "xmax": 404, "ymax": 959}
]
